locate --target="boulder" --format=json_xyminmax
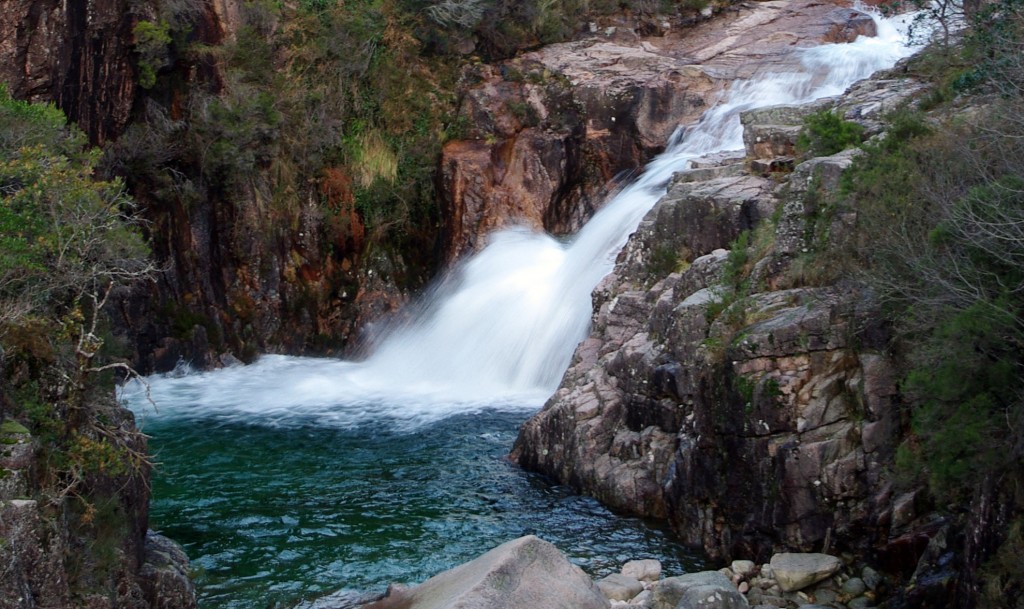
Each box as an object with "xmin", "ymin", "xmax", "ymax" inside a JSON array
[
  {"xmin": 623, "ymin": 559, "xmax": 663, "ymax": 582},
  {"xmin": 598, "ymin": 573, "xmax": 645, "ymax": 601},
  {"xmin": 363, "ymin": 536, "xmax": 609, "ymax": 609},
  {"xmin": 651, "ymin": 572, "xmax": 748, "ymax": 609},
  {"xmin": 768, "ymin": 553, "xmax": 842, "ymax": 592}
]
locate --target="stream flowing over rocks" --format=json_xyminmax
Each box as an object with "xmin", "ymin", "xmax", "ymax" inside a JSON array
[{"xmin": 439, "ymin": 0, "xmax": 888, "ymax": 262}]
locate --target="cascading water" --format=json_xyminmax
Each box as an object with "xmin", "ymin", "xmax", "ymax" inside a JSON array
[{"xmin": 123, "ymin": 10, "xmax": 921, "ymax": 609}]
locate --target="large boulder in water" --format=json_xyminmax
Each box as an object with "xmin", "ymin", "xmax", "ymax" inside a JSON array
[{"xmin": 362, "ymin": 535, "xmax": 609, "ymax": 609}]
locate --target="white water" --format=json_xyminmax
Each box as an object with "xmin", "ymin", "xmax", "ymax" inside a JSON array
[{"xmin": 123, "ymin": 10, "xmax": 919, "ymax": 429}]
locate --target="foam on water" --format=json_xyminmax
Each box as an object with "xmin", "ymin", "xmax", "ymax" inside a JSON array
[{"xmin": 122, "ymin": 8, "xmax": 921, "ymax": 429}]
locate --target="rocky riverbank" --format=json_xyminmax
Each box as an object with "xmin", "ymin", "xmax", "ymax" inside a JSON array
[{"xmin": 347, "ymin": 535, "xmax": 892, "ymax": 609}]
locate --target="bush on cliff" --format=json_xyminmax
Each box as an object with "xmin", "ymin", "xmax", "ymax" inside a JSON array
[
  {"xmin": 0, "ymin": 85, "xmax": 156, "ymax": 591},
  {"xmin": 835, "ymin": 3, "xmax": 1024, "ymax": 601}
]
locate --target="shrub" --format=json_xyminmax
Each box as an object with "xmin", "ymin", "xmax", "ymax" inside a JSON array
[{"xmin": 797, "ymin": 110, "xmax": 865, "ymax": 157}]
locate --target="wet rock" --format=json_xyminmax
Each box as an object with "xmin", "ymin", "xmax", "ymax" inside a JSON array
[
  {"xmin": 822, "ymin": 8, "xmax": 878, "ymax": 43},
  {"xmin": 511, "ymin": 0, "xmax": 926, "ymax": 569},
  {"xmin": 138, "ymin": 532, "xmax": 199, "ymax": 609},
  {"xmin": 362, "ymin": 536, "xmax": 609, "ymax": 609},
  {"xmin": 769, "ymin": 553, "xmax": 843, "ymax": 592}
]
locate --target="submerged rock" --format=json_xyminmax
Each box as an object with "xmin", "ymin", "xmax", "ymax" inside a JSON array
[{"xmin": 362, "ymin": 535, "xmax": 609, "ymax": 609}]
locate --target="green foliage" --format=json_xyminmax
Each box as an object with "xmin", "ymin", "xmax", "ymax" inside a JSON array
[
  {"xmin": 841, "ymin": 35, "xmax": 1024, "ymax": 530},
  {"xmin": 648, "ymin": 244, "xmax": 684, "ymax": 279},
  {"xmin": 980, "ymin": 518, "xmax": 1024, "ymax": 608},
  {"xmin": 0, "ymin": 87, "xmax": 153, "ymax": 531},
  {"xmin": 797, "ymin": 110, "xmax": 865, "ymax": 157},
  {"xmin": 958, "ymin": 0, "xmax": 1024, "ymax": 96},
  {"xmin": 0, "ymin": 87, "xmax": 151, "ymax": 331},
  {"xmin": 0, "ymin": 83, "xmax": 85, "ymax": 157},
  {"xmin": 133, "ymin": 20, "xmax": 173, "ymax": 89}
]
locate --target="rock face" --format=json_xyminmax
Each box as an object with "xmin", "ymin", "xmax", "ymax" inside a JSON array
[
  {"xmin": 0, "ymin": 412, "xmax": 196, "ymax": 609},
  {"xmin": 0, "ymin": 0, "xmax": 137, "ymax": 144},
  {"xmin": 512, "ymin": 68, "xmax": 926, "ymax": 563},
  {"xmin": 362, "ymin": 535, "xmax": 609, "ymax": 609}
]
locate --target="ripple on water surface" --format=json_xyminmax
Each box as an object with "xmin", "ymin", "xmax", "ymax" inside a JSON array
[{"xmin": 143, "ymin": 408, "xmax": 703, "ymax": 609}]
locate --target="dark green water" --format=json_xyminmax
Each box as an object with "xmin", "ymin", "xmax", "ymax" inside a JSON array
[{"xmin": 144, "ymin": 409, "xmax": 702, "ymax": 609}]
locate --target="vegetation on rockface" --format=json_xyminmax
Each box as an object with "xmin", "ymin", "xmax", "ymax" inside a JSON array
[
  {"xmin": 691, "ymin": 2, "xmax": 1024, "ymax": 600},
  {"xmin": 795, "ymin": 109, "xmax": 864, "ymax": 157},
  {"xmin": 0, "ymin": 85, "xmax": 157, "ymax": 598},
  {"xmin": 749, "ymin": 0, "xmax": 1024, "ymax": 602}
]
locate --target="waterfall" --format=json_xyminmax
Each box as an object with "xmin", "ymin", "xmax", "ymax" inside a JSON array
[{"xmin": 123, "ymin": 10, "xmax": 919, "ymax": 429}]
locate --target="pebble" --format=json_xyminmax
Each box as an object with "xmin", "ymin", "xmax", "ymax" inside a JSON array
[
  {"xmin": 842, "ymin": 577, "xmax": 867, "ymax": 597},
  {"xmin": 862, "ymin": 566, "xmax": 882, "ymax": 591},
  {"xmin": 732, "ymin": 560, "xmax": 757, "ymax": 576}
]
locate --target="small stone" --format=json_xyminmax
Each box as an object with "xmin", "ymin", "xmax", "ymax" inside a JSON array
[
  {"xmin": 842, "ymin": 577, "xmax": 867, "ymax": 597},
  {"xmin": 861, "ymin": 567, "xmax": 882, "ymax": 591},
  {"xmin": 760, "ymin": 594, "xmax": 789, "ymax": 608},
  {"xmin": 630, "ymin": 589, "xmax": 653, "ymax": 607},
  {"xmin": 738, "ymin": 582, "xmax": 750, "ymax": 594},
  {"xmin": 848, "ymin": 596, "xmax": 873, "ymax": 609},
  {"xmin": 812, "ymin": 587, "xmax": 838, "ymax": 604},
  {"xmin": 623, "ymin": 559, "xmax": 662, "ymax": 582},
  {"xmin": 760, "ymin": 564, "xmax": 774, "ymax": 579},
  {"xmin": 731, "ymin": 560, "xmax": 757, "ymax": 577},
  {"xmin": 770, "ymin": 553, "xmax": 843, "ymax": 592},
  {"xmin": 598, "ymin": 573, "xmax": 645, "ymax": 601}
]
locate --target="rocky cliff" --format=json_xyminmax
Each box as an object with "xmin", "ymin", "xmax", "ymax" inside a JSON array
[
  {"xmin": 1, "ymin": 405, "xmax": 196, "ymax": 609},
  {"xmin": 511, "ymin": 64, "xmax": 932, "ymax": 571}
]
